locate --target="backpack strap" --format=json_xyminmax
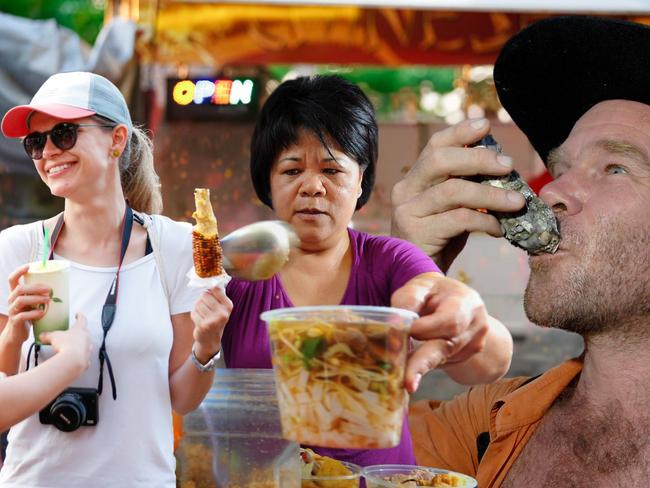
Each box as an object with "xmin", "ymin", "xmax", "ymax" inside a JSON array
[
  {"xmin": 32, "ymin": 213, "xmax": 67, "ymax": 262},
  {"xmin": 31, "ymin": 220, "xmax": 50, "ymax": 262},
  {"xmin": 29, "ymin": 223, "xmax": 41, "ymax": 263},
  {"xmin": 476, "ymin": 374, "xmax": 541, "ymax": 464},
  {"xmin": 133, "ymin": 211, "xmax": 171, "ymax": 303}
]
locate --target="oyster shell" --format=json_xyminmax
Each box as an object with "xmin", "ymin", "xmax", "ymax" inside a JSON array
[{"xmin": 469, "ymin": 135, "xmax": 560, "ymax": 255}]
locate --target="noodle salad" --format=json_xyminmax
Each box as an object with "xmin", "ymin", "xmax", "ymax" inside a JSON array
[{"xmin": 267, "ymin": 312, "xmax": 410, "ymax": 449}]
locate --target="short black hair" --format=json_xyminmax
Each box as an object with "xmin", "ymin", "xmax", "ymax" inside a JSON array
[{"xmin": 250, "ymin": 75, "xmax": 377, "ymax": 210}]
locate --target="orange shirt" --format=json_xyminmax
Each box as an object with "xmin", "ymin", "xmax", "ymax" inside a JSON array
[{"xmin": 409, "ymin": 358, "xmax": 583, "ymax": 488}]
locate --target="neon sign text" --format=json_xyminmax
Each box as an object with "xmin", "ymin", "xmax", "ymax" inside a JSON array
[{"xmin": 172, "ymin": 79, "xmax": 255, "ymax": 106}]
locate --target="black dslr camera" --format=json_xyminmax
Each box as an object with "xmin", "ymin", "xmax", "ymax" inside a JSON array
[{"xmin": 39, "ymin": 387, "xmax": 99, "ymax": 432}]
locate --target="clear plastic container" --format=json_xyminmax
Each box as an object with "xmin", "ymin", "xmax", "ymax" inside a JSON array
[
  {"xmin": 176, "ymin": 369, "xmax": 300, "ymax": 488},
  {"xmin": 362, "ymin": 464, "xmax": 477, "ymax": 488},
  {"xmin": 261, "ymin": 306, "xmax": 417, "ymax": 449},
  {"xmin": 301, "ymin": 460, "xmax": 362, "ymax": 488}
]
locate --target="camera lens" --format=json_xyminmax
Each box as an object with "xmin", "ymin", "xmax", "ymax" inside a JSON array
[{"xmin": 50, "ymin": 392, "xmax": 87, "ymax": 432}]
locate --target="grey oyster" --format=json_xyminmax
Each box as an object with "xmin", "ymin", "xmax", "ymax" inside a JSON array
[{"xmin": 468, "ymin": 135, "xmax": 560, "ymax": 255}]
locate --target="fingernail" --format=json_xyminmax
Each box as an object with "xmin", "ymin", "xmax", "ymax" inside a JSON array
[
  {"xmin": 413, "ymin": 373, "xmax": 422, "ymax": 392},
  {"xmin": 507, "ymin": 191, "xmax": 523, "ymax": 204},
  {"xmin": 470, "ymin": 118, "xmax": 488, "ymax": 130},
  {"xmin": 497, "ymin": 154, "xmax": 513, "ymax": 168}
]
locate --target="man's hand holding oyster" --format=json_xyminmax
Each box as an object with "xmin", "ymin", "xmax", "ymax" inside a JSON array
[{"xmin": 391, "ymin": 118, "xmax": 559, "ymax": 272}]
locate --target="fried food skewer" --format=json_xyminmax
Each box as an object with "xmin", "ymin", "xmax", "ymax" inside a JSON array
[{"xmin": 192, "ymin": 188, "xmax": 223, "ymax": 277}]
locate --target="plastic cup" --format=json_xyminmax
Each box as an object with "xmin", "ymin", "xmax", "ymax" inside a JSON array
[
  {"xmin": 302, "ymin": 460, "xmax": 362, "ymax": 488},
  {"xmin": 261, "ymin": 306, "xmax": 417, "ymax": 449},
  {"xmin": 24, "ymin": 260, "xmax": 70, "ymax": 344},
  {"xmin": 177, "ymin": 369, "xmax": 300, "ymax": 488},
  {"xmin": 362, "ymin": 464, "xmax": 477, "ymax": 488}
]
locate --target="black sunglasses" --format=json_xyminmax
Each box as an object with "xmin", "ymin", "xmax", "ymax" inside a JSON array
[{"xmin": 23, "ymin": 122, "xmax": 115, "ymax": 160}]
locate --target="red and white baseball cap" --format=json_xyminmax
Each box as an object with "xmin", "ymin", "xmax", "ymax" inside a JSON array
[{"xmin": 2, "ymin": 71, "xmax": 133, "ymax": 138}]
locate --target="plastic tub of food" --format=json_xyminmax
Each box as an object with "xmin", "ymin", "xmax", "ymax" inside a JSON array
[
  {"xmin": 176, "ymin": 369, "xmax": 300, "ymax": 488},
  {"xmin": 261, "ymin": 306, "xmax": 417, "ymax": 449},
  {"xmin": 300, "ymin": 448, "xmax": 362, "ymax": 487},
  {"xmin": 362, "ymin": 464, "xmax": 477, "ymax": 488}
]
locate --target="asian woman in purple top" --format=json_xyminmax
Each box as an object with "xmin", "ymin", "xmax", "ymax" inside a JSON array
[{"xmin": 212, "ymin": 75, "xmax": 513, "ymax": 467}]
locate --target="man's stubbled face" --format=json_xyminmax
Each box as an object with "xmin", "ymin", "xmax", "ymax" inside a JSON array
[{"xmin": 524, "ymin": 100, "xmax": 650, "ymax": 340}]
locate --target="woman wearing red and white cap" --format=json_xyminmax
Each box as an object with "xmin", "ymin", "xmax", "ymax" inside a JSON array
[{"xmin": 0, "ymin": 72, "xmax": 230, "ymax": 487}]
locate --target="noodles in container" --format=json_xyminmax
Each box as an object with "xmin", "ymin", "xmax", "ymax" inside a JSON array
[{"xmin": 261, "ymin": 306, "xmax": 417, "ymax": 449}]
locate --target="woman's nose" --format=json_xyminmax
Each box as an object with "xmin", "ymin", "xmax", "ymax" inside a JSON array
[
  {"xmin": 299, "ymin": 173, "xmax": 326, "ymax": 196},
  {"xmin": 41, "ymin": 134, "xmax": 63, "ymax": 159},
  {"xmin": 539, "ymin": 172, "xmax": 584, "ymax": 217}
]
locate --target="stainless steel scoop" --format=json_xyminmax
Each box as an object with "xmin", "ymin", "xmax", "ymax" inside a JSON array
[{"xmin": 221, "ymin": 221, "xmax": 299, "ymax": 281}]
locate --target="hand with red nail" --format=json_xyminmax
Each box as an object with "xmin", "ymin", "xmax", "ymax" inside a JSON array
[{"xmin": 392, "ymin": 272, "xmax": 513, "ymax": 393}]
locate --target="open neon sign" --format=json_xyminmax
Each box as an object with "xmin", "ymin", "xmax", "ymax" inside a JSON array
[{"xmin": 172, "ymin": 79, "xmax": 255, "ymax": 106}]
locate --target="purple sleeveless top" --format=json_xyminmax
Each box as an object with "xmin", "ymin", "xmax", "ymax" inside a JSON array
[{"xmin": 222, "ymin": 228, "xmax": 440, "ymax": 467}]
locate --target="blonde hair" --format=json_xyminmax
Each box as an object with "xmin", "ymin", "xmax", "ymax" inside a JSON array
[{"xmin": 119, "ymin": 126, "xmax": 163, "ymax": 214}]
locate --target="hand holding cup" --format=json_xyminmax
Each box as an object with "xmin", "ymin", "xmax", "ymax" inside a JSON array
[
  {"xmin": 22, "ymin": 260, "xmax": 71, "ymax": 344},
  {"xmin": 6, "ymin": 264, "xmax": 51, "ymax": 344}
]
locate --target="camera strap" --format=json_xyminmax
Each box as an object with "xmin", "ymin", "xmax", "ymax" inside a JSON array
[
  {"xmin": 97, "ymin": 205, "xmax": 133, "ymax": 400},
  {"xmin": 26, "ymin": 205, "xmax": 133, "ymax": 401}
]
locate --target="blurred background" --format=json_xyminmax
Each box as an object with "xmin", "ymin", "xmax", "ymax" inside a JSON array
[{"xmin": 2, "ymin": 0, "xmax": 647, "ymax": 400}]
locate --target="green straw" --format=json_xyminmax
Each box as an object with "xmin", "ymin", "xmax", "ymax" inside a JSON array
[{"xmin": 42, "ymin": 227, "xmax": 50, "ymax": 268}]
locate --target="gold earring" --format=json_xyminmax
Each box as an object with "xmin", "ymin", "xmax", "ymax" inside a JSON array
[{"xmin": 113, "ymin": 149, "xmax": 121, "ymax": 157}]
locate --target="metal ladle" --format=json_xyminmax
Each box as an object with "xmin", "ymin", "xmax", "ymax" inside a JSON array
[{"xmin": 220, "ymin": 221, "xmax": 299, "ymax": 281}]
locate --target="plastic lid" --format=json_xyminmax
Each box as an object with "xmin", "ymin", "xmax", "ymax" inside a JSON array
[
  {"xmin": 261, "ymin": 305, "xmax": 418, "ymax": 326},
  {"xmin": 28, "ymin": 260, "xmax": 70, "ymax": 273}
]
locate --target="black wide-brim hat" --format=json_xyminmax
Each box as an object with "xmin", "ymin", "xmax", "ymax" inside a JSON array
[{"xmin": 494, "ymin": 16, "xmax": 650, "ymax": 164}]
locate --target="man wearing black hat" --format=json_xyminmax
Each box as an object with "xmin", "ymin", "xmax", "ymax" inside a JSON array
[{"xmin": 394, "ymin": 16, "xmax": 650, "ymax": 487}]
